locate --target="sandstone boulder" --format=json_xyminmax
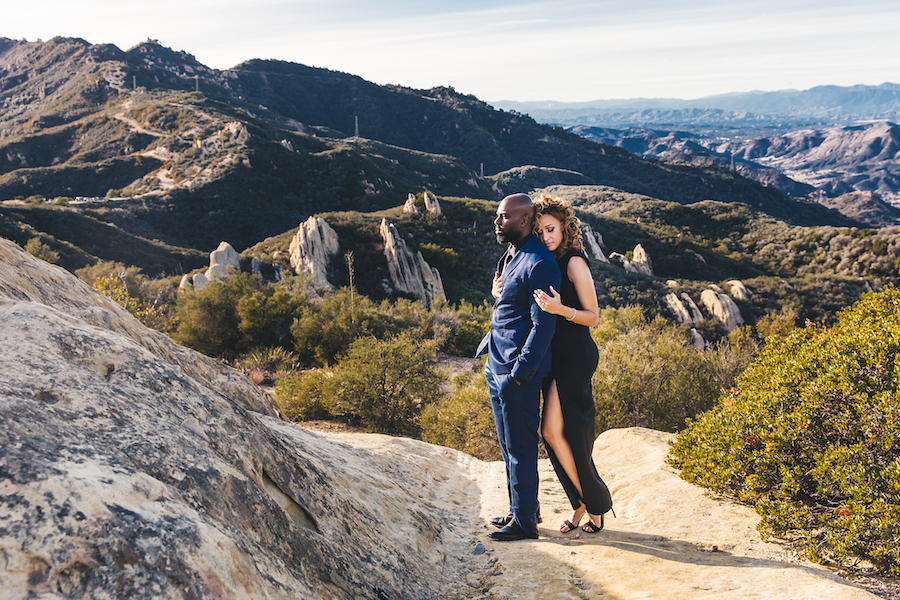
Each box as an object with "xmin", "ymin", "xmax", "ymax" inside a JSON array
[
  {"xmin": 380, "ymin": 218, "xmax": 445, "ymax": 303},
  {"xmin": 403, "ymin": 192, "xmax": 418, "ymax": 214},
  {"xmin": 192, "ymin": 271, "xmax": 210, "ymax": 290},
  {"xmin": 580, "ymin": 221, "xmax": 610, "ymax": 263},
  {"xmin": 0, "ymin": 237, "xmax": 476, "ymax": 600},
  {"xmin": 289, "ymin": 216, "xmax": 340, "ymax": 289},
  {"xmin": 727, "ymin": 279, "xmax": 753, "ymax": 302},
  {"xmin": 631, "ymin": 243, "xmax": 654, "ymax": 276},
  {"xmin": 701, "ymin": 288, "xmax": 745, "ymax": 333},
  {"xmin": 682, "ymin": 292, "xmax": 704, "ymax": 323},
  {"xmin": 424, "ymin": 191, "xmax": 441, "ymax": 216},
  {"xmin": 664, "ymin": 292, "xmax": 693, "ymax": 324},
  {"xmin": 209, "ymin": 241, "xmax": 241, "ymax": 272},
  {"xmin": 689, "ymin": 327, "xmax": 707, "ymax": 350}
]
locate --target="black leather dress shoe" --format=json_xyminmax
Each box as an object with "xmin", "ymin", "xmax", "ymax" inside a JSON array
[
  {"xmin": 490, "ymin": 513, "xmax": 513, "ymax": 528},
  {"xmin": 490, "ymin": 513, "xmax": 541, "ymax": 528},
  {"xmin": 488, "ymin": 521, "xmax": 539, "ymax": 541}
]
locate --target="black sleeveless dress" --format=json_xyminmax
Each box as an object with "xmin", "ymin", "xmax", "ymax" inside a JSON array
[{"xmin": 543, "ymin": 249, "xmax": 613, "ymax": 516}]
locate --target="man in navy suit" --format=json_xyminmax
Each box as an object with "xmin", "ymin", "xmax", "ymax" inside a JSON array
[{"xmin": 476, "ymin": 193, "xmax": 561, "ymax": 541}]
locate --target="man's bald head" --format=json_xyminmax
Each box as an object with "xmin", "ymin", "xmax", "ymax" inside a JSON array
[{"xmin": 494, "ymin": 193, "xmax": 535, "ymax": 246}]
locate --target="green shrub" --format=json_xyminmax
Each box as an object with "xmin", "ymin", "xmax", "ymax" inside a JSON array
[
  {"xmin": 239, "ymin": 346, "xmax": 300, "ymax": 375},
  {"xmin": 93, "ymin": 274, "xmax": 169, "ymax": 330},
  {"xmin": 172, "ymin": 272, "xmax": 260, "ymax": 358},
  {"xmin": 290, "ymin": 287, "xmax": 376, "ymax": 366},
  {"xmin": 446, "ymin": 300, "xmax": 490, "ymax": 357},
  {"xmin": 592, "ymin": 309, "xmax": 719, "ymax": 432},
  {"xmin": 24, "ymin": 237, "xmax": 59, "ymax": 264},
  {"xmin": 273, "ymin": 370, "xmax": 335, "ymax": 421},
  {"xmin": 421, "ymin": 370, "xmax": 499, "ymax": 460},
  {"xmin": 279, "ymin": 332, "xmax": 444, "ymax": 435},
  {"xmin": 669, "ymin": 284, "xmax": 900, "ymax": 575}
]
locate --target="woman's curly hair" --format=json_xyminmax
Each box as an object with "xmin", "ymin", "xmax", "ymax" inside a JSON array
[{"xmin": 534, "ymin": 193, "xmax": 583, "ymax": 255}]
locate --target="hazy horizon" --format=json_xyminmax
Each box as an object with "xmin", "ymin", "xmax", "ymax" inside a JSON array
[{"xmin": 5, "ymin": 1, "xmax": 899, "ymax": 103}]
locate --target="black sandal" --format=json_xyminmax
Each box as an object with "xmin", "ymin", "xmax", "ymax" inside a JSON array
[
  {"xmin": 560, "ymin": 520, "xmax": 578, "ymax": 533},
  {"xmin": 581, "ymin": 515, "xmax": 603, "ymax": 533}
]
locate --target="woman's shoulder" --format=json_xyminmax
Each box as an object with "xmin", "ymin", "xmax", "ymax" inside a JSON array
[{"xmin": 559, "ymin": 248, "xmax": 589, "ymax": 266}]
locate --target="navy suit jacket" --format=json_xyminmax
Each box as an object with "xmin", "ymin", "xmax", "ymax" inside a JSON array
[{"xmin": 476, "ymin": 235, "xmax": 561, "ymax": 382}]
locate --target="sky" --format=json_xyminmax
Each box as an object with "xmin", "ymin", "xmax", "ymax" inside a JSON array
[{"xmin": 4, "ymin": 0, "xmax": 899, "ymax": 103}]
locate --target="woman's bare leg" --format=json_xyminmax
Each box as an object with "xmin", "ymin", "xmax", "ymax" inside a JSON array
[{"xmin": 542, "ymin": 379, "xmax": 586, "ymax": 527}]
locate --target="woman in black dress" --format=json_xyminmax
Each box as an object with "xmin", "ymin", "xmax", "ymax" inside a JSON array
[{"xmin": 532, "ymin": 195, "xmax": 613, "ymax": 533}]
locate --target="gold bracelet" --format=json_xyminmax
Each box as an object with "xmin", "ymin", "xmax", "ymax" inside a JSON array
[{"xmin": 566, "ymin": 307, "xmax": 577, "ymax": 321}]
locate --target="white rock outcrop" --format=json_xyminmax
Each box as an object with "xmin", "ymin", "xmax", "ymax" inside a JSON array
[
  {"xmin": 689, "ymin": 327, "xmax": 707, "ymax": 350},
  {"xmin": 403, "ymin": 193, "xmax": 418, "ymax": 214},
  {"xmin": 681, "ymin": 293, "xmax": 704, "ymax": 323},
  {"xmin": 289, "ymin": 216, "xmax": 340, "ymax": 289},
  {"xmin": 424, "ymin": 191, "xmax": 442, "ymax": 216},
  {"xmin": 380, "ymin": 218, "xmax": 445, "ymax": 303},
  {"xmin": 664, "ymin": 293, "xmax": 693, "ymax": 324},
  {"xmin": 0, "ymin": 237, "xmax": 476, "ymax": 600},
  {"xmin": 701, "ymin": 288, "xmax": 745, "ymax": 333},
  {"xmin": 631, "ymin": 244, "xmax": 654, "ymax": 276},
  {"xmin": 727, "ymin": 279, "xmax": 753, "ymax": 302},
  {"xmin": 580, "ymin": 221, "xmax": 610, "ymax": 263},
  {"xmin": 192, "ymin": 271, "xmax": 210, "ymax": 290},
  {"xmin": 179, "ymin": 242, "xmax": 241, "ymax": 291}
]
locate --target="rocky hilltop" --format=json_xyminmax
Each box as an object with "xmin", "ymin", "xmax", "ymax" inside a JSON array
[
  {"xmin": 0, "ymin": 236, "xmax": 889, "ymax": 599},
  {"xmin": 0, "ymin": 237, "xmax": 480, "ymax": 599}
]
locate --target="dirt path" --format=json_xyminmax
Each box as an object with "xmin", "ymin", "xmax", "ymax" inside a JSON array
[{"xmin": 465, "ymin": 427, "xmax": 881, "ymax": 599}]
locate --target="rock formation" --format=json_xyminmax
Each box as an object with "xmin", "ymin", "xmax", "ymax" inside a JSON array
[
  {"xmin": 631, "ymin": 244, "xmax": 654, "ymax": 276},
  {"xmin": 664, "ymin": 290, "xmax": 705, "ymax": 325},
  {"xmin": 424, "ymin": 191, "xmax": 442, "ymax": 216},
  {"xmin": 0, "ymin": 237, "xmax": 475, "ymax": 600},
  {"xmin": 192, "ymin": 271, "xmax": 210, "ymax": 290},
  {"xmin": 380, "ymin": 218, "xmax": 445, "ymax": 303},
  {"xmin": 664, "ymin": 293, "xmax": 692, "ymax": 324},
  {"xmin": 403, "ymin": 192, "xmax": 418, "ymax": 214},
  {"xmin": 206, "ymin": 241, "xmax": 241, "ymax": 282},
  {"xmin": 727, "ymin": 279, "xmax": 753, "ymax": 302},
  {"xmin": 689, "ymin": 327, "xmax": 707, "ymax": 350},
  {"xmin": 701, "ymin": 288, "xmax": 745, "ymax": 333},
  {"xmin": 179, "ymin": 242, "xmax": 242, "ymax": 291},
  {"xmin": 580, "ymin": 221, "xmax": 610, "ymax": 263},
  {"xmin": 610, "ymin": 245, "xmax": 653, "ymax": 275},
  {"xmin": 289, "ymin": 216, "xmax": 340, "ymax": 289},
  {"xmin": 609, "ymin": 252, "xmax": 632, "ymax": 272},
  {"xmin": 681, "ymin": 293, "xmax": 704, "ymax": 323}
]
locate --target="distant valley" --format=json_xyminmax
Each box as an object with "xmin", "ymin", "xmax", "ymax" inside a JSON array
[{"xmin": 495, "ymin": 85, "xmax": 900, "ymax": 220}]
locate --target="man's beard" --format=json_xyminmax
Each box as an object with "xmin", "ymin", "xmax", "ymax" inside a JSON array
[{"xmin": 496, "ymin": 228, "xmax": 518, "ymax": 245}]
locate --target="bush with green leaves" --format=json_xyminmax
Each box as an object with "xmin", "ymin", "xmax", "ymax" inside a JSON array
[
  {"xmin": 276, "ymin": 332, "xmax": 444, "ymax": 435},
  {"xmin": 591, "ymin": 307, "xmax": 722, "ymax": 432},
  {"xmin": 92, "ymin": 274, "xmax": 170, "ymax": 331},
  {"xmin": 421, "ymin": 370, "xmax": 500, "ymax": 461},
  {"xmin": 24, "ymin": 237, "xmax": 59, "ymax": 264},
  {"xmin": 669, "ymin": 284, "xmax": 900, "ymax": 575}
]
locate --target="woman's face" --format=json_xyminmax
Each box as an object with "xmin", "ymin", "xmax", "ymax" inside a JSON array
[{"xmin": 537, "ymin": 213, "xmax": 563, "ymax": 253}]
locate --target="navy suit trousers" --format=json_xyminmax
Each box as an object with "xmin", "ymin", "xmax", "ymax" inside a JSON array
[{"xmin": 485, "ymin": 361, "xmax": 542, "ymax": 531}]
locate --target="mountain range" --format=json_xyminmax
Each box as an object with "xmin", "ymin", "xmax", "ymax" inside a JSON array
[
  {"xmin": 493, "ymin": 83, "xmax": 900, "ymax": 126},
  {"xmin": 494, "ymin": 86, "xmax": 900, "ymax": 210},
  {"xmin": 0, "ymin": 36, "xmax": 897, "ymax": 324}
]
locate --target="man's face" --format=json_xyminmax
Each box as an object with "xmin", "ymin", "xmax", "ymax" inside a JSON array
[{"xmin": 495, "ymin": 198, "xmax": 525, "ymax": 244}]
